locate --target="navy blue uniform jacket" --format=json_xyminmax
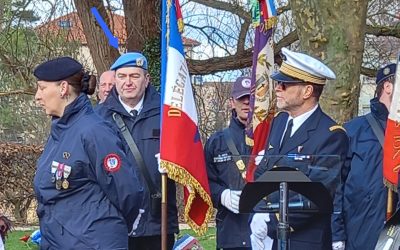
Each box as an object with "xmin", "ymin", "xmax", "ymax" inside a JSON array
[
  {"xmin": 255, "ymin": 106, "xmax": 348, "ymax": 250},
  {"xmin": 34, "ymin": 94, "xmax": 144, "ymax": 250},
  {"xmin": 205, "ymin": 115, "xmax": 252, "ymax": 248},
  {"xmin": 96, "ymin": 85, "xmax": 179, "ymax": 237},
  {"xmin": 343, "ymin": 98, "xmax": 389, "ymax": 250}
]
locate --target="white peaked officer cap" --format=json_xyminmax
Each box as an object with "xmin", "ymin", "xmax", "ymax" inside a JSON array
[{"xmin": 271, "ymin": 48, "xmax": 336, "ymax": 85}]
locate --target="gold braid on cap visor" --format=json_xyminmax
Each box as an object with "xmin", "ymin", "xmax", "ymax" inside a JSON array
[{"xmin": 280, "ymin": 62, "xmax": 326, "ymax": 85}]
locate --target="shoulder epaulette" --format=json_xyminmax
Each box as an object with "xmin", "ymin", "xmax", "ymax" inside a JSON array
[{"xmin": 329, "ymin": 125, "xmax": 346, "ymax": 132}]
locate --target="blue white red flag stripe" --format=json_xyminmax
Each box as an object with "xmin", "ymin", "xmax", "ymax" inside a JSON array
[{"xmin": 160, "ymin": 0, "xmax": 213, "ymax": 235}]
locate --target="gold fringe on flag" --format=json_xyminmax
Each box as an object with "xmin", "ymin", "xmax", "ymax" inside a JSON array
[
  {"xmin": 160, "ymin": 160, "xmax": 214, "ymax": 235},
  {"xmin": 177, "ymin": 18, "xmax": 184, "ymax": 33}
]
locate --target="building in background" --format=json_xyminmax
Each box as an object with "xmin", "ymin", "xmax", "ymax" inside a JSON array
[{"xmin": 35, "ymin": 12, "xmax": 200, "ymax": 73}]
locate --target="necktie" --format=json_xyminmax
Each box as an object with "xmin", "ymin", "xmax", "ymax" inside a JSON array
[
  {"xmin": 280, "ymin": 119, "xmax": 293, "ymax": 149},
  {"xmin": 130, "ymin": 110, "xmax": 138, "ymax": 121}
]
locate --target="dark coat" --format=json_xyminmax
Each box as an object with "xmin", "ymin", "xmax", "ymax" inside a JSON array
[
  {"xmin": 255, "ymin": 106, "xmax": 349, "ymax": 250},
  {"xmin": 343, "ymin": 98, "xmax": 389, "ymax": 250},
  {"xmin": 34, "ymin": 94, "xmax": 144, "ymax": 250},
  {"xmin": 96, "ymin": 85, "xmax": 179, "ymax": 237},
  {"xmin": 204, "ymin": 116, "xmax": 252, "ymax": 248}
]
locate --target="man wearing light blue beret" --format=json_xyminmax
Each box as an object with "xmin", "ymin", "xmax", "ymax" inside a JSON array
[{"xmin": 96, "ymin": 52, "xmax": 178, "ymax": 250}]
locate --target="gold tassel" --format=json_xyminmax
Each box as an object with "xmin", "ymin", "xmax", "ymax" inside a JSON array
[
  {"xmin": 160, "ymin": 160, "xmax": 213, "ymax": 235},
  {"xmin": 177, "ymin": 19, "xmax": 184, "ymax": 33}
]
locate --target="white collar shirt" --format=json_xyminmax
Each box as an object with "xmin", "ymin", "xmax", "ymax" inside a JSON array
[{"xmin": 118, "ymin": 94, "xmax": 145, "ymax": 116}]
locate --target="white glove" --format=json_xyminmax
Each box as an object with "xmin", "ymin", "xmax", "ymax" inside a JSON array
[
  {"xmin": 250, "ymin": 213, "xmax": 270, "ymax": 239},
  {"xmin": 255, "ymin": 150, "xmax": 265, "ymax": 166},
  {"xmin": 0, "ymin": 235, "xmax": 4, "ymax": 250},
  {"xmin": 221, "ymin": 189, "xmax": 241, "ymax": 214},
  {"xmin": 155, "ymin": 153, "xmax": 167, "ymax": 174},
  {"xmin": 129, "ymin": 209, "xmax": 145, "ymax": 236},
  {"xmin": 251, "ymin": 233, "xmax": 265, "ymax": 250},
  {"xmin": 332, "ymin": 241, "xmax": 345, "ymax": 250}
]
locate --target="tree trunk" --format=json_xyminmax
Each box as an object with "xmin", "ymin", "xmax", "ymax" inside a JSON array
[
  {"xmin": 11, "ymin": 198, "xmax": 32, "ymax": 224},
  {"xmin": 290, "ymin": 0, "xmax": 369, "ymax": 123},
  {"xmin": 74, "ymin": 0, "xmax": 120, "ymax": 74},
  {"xmin": 122, "ymin": 0, "xmax": 161, "ymax": 51}
]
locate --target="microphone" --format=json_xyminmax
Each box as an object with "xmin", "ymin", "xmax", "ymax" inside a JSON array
[{"xmin": 266, "ymin": 200, "xmax": 314, "ymax": 210}]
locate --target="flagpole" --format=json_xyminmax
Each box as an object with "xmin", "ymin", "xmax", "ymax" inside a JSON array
[
  {"xmin": 161, "ymin": 173, "xmax": 168, "ymax": 250},
  {"xmin": 387, "ymin": 189, "xmax": 393, "ymax": 220},
  {"xmin": 161, "ymin": 1, "xmax": 170, "ymax": 249}
]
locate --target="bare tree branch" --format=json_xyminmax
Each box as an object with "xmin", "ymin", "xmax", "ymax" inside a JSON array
[
  {"xmin": 275, "ymin": 30, "xmax": 299, "ymax": 52},
  {"xmin": 0, "ymin": 90, "xmax": 35, "ymax": 97},
  {"xmin": 189, "ymin": 1, "xmax": 291, "ymax": 22},
  {"xmin": 186, "ymin": 23, "xmax": 232, "ymax": 55},
  {"xmin": 277, "ymin": 5, "xmax": 291, "ymax": 14},
  {"xmin": 361, "ymin": 66, "xmax": 376, "ymax": 78},
  {"xmin": 237, "ymin": 20, "xmax": 250, "ymax": 53},
  {"xmin": 188, "ymin": 30, "xmax": 299, "ymax": 75},
  {"xmin": 188, "ymin": 48, "xmax": 252, "ymax": 75},
  {"xmin": 189, "ymin": 0, "xmax": 251, "ymax": 22},
  {"xmin": 366, "ymin": 24, "xmax": 400, "ymax": 38}
]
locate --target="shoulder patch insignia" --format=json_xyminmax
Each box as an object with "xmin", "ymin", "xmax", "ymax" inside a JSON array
[
  {"xmin": 104, "ymin": 153, "xmax": 122, "ymax": 172},
  {"xmin": 329, "ymin": 125, "xmax": 346, "ymax": 132}
]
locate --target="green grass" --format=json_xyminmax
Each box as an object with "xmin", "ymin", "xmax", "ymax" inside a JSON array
[
  {"xmin": 179, "ymin": 227, "xmax": 216, "ymax": 249},
  {"xmin": 4, "ymin": 231, "xmax": 38, "ymax": 250},
  {"xmin": 5, "ymin": 228, "xmax": 216, "ymax": 250}
]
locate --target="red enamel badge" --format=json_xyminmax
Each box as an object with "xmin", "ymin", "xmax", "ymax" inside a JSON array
[{"xmin": 103, "ymin": 154, "xmax": 121, "ymax": 172}]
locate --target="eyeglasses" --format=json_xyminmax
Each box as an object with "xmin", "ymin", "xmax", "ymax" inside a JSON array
[{"xmin": 273, "ymin": 81, "xmax": 305, "ymax": 90}]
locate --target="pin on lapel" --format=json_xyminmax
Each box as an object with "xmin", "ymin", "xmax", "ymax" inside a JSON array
[
  {"xmin": 268, "ymin": 144, "xmax": 274, "ymax": 150},
  {"xmin": 297, "ymin": 146, "xmax": 303, "ymax": 153},
  {"xmin": 63, "ymin": 152, "xmax": 71, "ymax": 159}
]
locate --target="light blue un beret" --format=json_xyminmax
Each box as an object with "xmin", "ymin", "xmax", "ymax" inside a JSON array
[{"xmin": 110, "ymin": 52, "xmax": 148, "ymax": 71}]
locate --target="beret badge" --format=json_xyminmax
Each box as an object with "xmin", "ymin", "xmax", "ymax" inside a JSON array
[
  {"xmin": 383, "ymin": 67, "xmax": 390, "ymax": 75},
  {"xmin": 136, "ymin": 58, "xmax": 144, "ymax": 67}
]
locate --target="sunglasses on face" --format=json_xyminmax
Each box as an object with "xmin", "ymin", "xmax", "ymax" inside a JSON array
[{"xmin": 273, "ymin": 81, "xmax": 305, "ymax": 90}]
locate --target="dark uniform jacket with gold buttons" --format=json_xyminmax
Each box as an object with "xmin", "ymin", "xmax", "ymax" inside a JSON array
[
  {"xmin": 34, "ymin": 94, "xmax": 144, "ymax": 250},
  {"xmin": 255, "ymin": 107, "xmax": 349, "ymax": 250},
  {"xmin": 204, "ymin": 115, "xmax": 252, "ymax": 249}
]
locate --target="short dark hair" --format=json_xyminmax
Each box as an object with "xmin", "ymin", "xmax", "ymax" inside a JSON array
[
  {"xmin": 310, "ymin": 84, "xmax": 324, "ymax": 100},
  {"xmin": 375, "ymin": 75, "xmax": 394, "ymax": 98}
]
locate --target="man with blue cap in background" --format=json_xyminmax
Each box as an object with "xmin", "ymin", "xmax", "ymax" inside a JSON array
[
  {"xmin": 342, "ymin": 63, "xmax": 396, "ymax": 250},
  {"xmin": 96, "ymin": 52, "xmax": 178, "ymax": 250},
  {"xmin": 250, "ymin": 48, "xmax": 349, "ymax": 250}
]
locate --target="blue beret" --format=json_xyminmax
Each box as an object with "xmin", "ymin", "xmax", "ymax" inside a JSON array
[
  {"xmin": 376, "ymin": 63, "xmax": 396, "ymax": 85},
  {"xmin": 110, "ymin": 52, "xmax": 148, "ymax": 71},
  {"xmin": 34, "ymin": 57, "xmax": 82, "ymax": 81}
]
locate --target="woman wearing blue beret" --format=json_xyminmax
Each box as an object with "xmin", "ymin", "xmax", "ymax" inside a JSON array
[{"xmin": 33, "ymin": 57, "xmax": 144, "ymax": 250}]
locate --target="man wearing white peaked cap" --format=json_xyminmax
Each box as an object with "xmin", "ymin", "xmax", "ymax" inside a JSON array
[{"xmin": 250, "ymin": 48, "xmax": 349, "ymax": 250}]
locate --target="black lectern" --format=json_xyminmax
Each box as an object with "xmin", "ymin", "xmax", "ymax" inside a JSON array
[
  {"xmin": 375, "ymin": 208, "xmax": 400, "ymax": 250},
  {"xmin": 239, "ymin": 155, "xmax": 340, "ymax": 250}
]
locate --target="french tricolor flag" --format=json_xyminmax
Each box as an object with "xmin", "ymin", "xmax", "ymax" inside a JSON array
[{"xmin": 160, "ymin": 0, "xmax": 213, "ymax": 235}]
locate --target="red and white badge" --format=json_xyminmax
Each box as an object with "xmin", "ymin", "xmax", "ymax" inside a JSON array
[{"xmin": 103, "ymin": 153, "xmax": 121, "ymax": 172}]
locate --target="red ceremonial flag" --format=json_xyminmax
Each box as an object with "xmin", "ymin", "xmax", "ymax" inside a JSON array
[
  {"xmin": 245, "ymin": 0, "xmax": 277, "ymax": 181},
  {"xmin": 160, "ymin": 0, "xmax": 213, "ymax": 235},
  {"xmin": 383, "ymin": 57, "xmax": 400, "ymax": 190}
]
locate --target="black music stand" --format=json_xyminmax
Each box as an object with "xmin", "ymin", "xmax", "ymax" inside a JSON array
[
  {"xmin": 239, "ymin": 167, "xmax": 333, "ymax": 250},
  {"xmin": 375, "ymin": 208, "xmax": 400, "ymax": 250}
]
